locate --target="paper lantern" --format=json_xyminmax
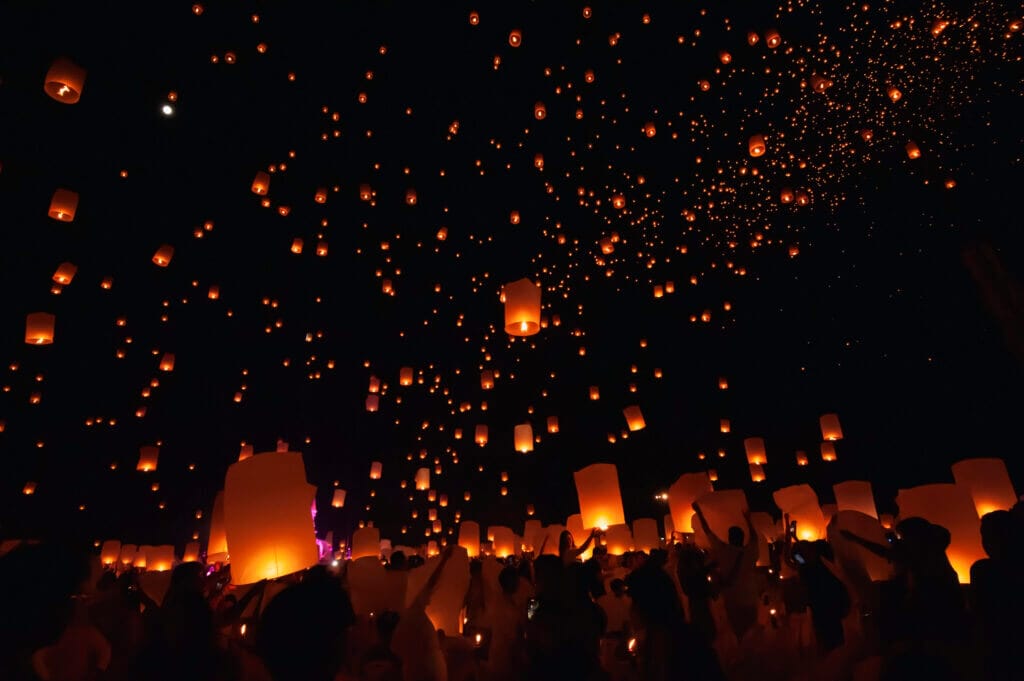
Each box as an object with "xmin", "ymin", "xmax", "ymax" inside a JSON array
[
  {"xmin": 275, "ymin": 439, "xmax": 288, "ymax": 453},
  {"xmin": 351, "ymin": 527, "xmax": 380, "ymax": 560},
  {"xmin": 331, "ymin": 489, "xmax": 346, "ymax": 508},
  {"xmin": 623, "ymin": 405, "xmax": 646, "ymax": 431},
  {"xmin": 369, "ymin": 461, "xmax": 382, "ymax": 479},
  {"xmin": 951, "ymin": 458, "xmax": 1018, "ymax": 518},
  {"xmin": 748, "ymin": 134, "xmax": 766, "ymax": 157},
  {"xmin": 458, "ymin": 521, "xmax": 480, "ymax": 557},
  {"xmin": 534, "ymin": 102, "xmax": 546, "ymax": 119},
  {"xmin": 667, "ymin": 472, "xmax": 713, "ymax": 533},
  {"xmin": 251, "ymin": 171, "xmax": 270, "ymax": 195},
  {"xmin": 780, "ymin": 187, "xmax": 794, "ymax": 204},
  {"xmin": 632, "ymin": 518, "xmax": 660, "ymax": 552},
  {"xmin": 182, "ymin": 542, "xmax": 200, "ymax": 563},
  {"xmin": 603, "ymin": 524, "xmax": 634, "ymax": 555},
  {"xmin": 830, "ymin": 511, "xmax": 893, "ymax": 582},
  {"xmin": 25, "ymin": 312, "xmax": 56, "ymax": 345},
  {"xmin": 44, "ymin": 57, "xmax": 86, "ymax": 103},
  {"xmin": 795, "ymin": 450, "xmax": 809, "ymax": 466},
  {"xmin": 100, "ymin": 540, "xmax": 121, "ymax": 566},
  {"xmin": 146, "ymin": 545, "xmax": 175, "ymax": 572},
  {"xmin": 833, "ymin": 480, "xmax": 878, "ymax": 519},
  {"xmin": 290, "ymin": 238, "xmax": 303, "ymax": 254},
  {"xmin": 523, "ymin": 519, "xmax": 543, "ymax": 553},
  {"xmin": 137, "ymin": 445, "xmax": 159, "ymax": 472},
  {"xmin": 691, "ymin": 489, "xmax": 748, "ymax": 548},
  {"xmin": 368, "ymin": 376, "xmax": 380, "ymax": 393},
  {"xmin": 547, "ymin": 416, "xmax": 559, "ymax": 433},
  {"xmin": 896, "ymin": 484, "xmax": 984, "ymax": 583},
  {"xmin": 508, "ymin": 29, "xmax": 522, "ymax": 47},
  {"xmin": 52, "ymin": 262, "xmax": 77, "ymax": 285},
  {"xmin": 819, "ymin": 413, "xmax": 843, "ymax": 441},
  {"xmin": 474, "ymin": 424, "xmax": 488, "ymax": 446},
  {"xmin": 743, "ymin": 437, "xmax": 767, "ymax": 465},
  {"xmin": 365, "ymin": 394, "xmax": 379, "ymax": 412},
  {"xmin": 888, "ymin": 86, "xmax": 903, "ymax": 102},
  {"xmin": 773, "ymin": 484, "xmax": 827, "ymax": 541},
  {"xmin": 119, "ymin": 544, "xmax": 137, "ymax": 565},
  {"xmin": 152, "ymin": 245, "xmax": 174, "ymax": 267},
  {"xmin": 48, "ymin": 188, "xmax": 79, "ymax": 222},
  {"xmin": 479, "ymin": 369, "xmax": 495, "ymax": 390},
  {"xmin": 820, "ymin": 442, "xmax": 837, "ymax": 462},
  {"xmin": 905, "ymin": 141, "xmax": 921, "ymax": 159},
  {"xmin": 159, "ymin": 353, "xmax": 175, "ymax": 372},
  {"xmin": 573, "ymin": 463, "xmax": 626, "ymax": 531},
  {"xmin": 765, "ymin": 29, "xmax": 781, "ymax": 47},
  {"xmin": 502, "ymin": 278, "xmax": 541, "ymax": 336},
  {"xmin": 224, "ymin": 451, "xmax": 319, "ymax": 584},
  {"xmin": 206, "ymin": 491, "xmax": 229, "ymax": 563},
  {"xmin": 719, "ymin": 418, "xmax": 731, "ymax": 434},
  {"xmin": 489, "ymin": 526, "xmax": 515, "ymax": 558},
  {"xmin": 415, "ymin": 467, "xmax": 430, "ymax": 491},
  {"xmin": 514, "ymin": 423, "xmax": 534, "ymax": 453},
  {"xmin": 400, "ymin": 367, "xmax": 414, "ymax": 386},
  {"xmin": 749, "ymin": 463, "xmax": 766, "ymax": 482}
]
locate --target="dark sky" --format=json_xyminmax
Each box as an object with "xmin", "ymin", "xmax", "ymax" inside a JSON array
[{"xmin": 1, "ymin": 1, "xmax": 1022, "ymax": 552}]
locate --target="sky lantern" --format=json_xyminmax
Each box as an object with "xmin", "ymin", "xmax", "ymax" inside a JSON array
[
  {"xmin": 239, "ymin": 444, "xmax": 254, "ymax": 461},
  {"xmin": 314, "ymin": 187, "xmax": 327, "ymax": 203},
  {"xmin": 159, "ymin": 353, "xmax": 175, "ymax": 372},
  {"xmin": 599, "ymin": 237, "xmax": 614, "ymax": 254},
  {"xmin": 668, "ymin": 472, "xmax": 713, "ymax": 533},
  {"xmin": 748, "ymin": 134, "xmax": 766, "ymax": 157},
  {"xmin": 534, "ymin": 102, "xmax": 546, "ymax": 120},
  {"xmin": 224, "ymin": 450, "xmax": 319, "ymax": 584},
  {"xmin": 182, "ymin": 542, "xmax": 200, "ymax": 563},
  {"xmin": 207, "ymin": 285, "xmax": 220, "ymax": 299},
  {"xmin": 820, "ymin": 442, "xmax": 838, "ymax": 461},
  {"xmin": 951, "ymin": 458, "xmax": 1018, "ymax": 518},
  {"xmin": 896, "ymin": 484, "xmax": 985, "ymax": 583},
  {"xmin": 905, "ymin": 141, "xmax": 921, "ymax": 159},
  {"xmin": 749, "ymin": 463, "xmax": 766, "ymax": 482},
  {"xmin": 719, "ymin": 418, "xmax": 731, "ymax": 433},
  {"xmin": 589, "ymin": 386, "xmax": 600, "ymax": 400},
  {"xmin": 612, "ymin": 195, "xmax": 626, "ymax": 209},
  {"xmin": 547, "ymin": 416, "xmax": 559, "ymax": 433},
  {"xmin": 632, "ymin": 518, "xmax": 659, "ymax": 552},
  {"xmin": 145, "ymin": 545, "xmax": 175, "ymax": 572},
  {"xmin": 819, "ymin": 413, "xmax": 843, "ymax": 440},
  {"xmin": 743, "ymin": 437, "xmax": 767, "ymax": 465},
  {"xmin": 475, "ymin": 424, "xmax": 488, "ymax": 446},
  {"xmin": 100, "ymin": 540, "xmax": 121, "ymax": 566},
  {"xmin": 509, "ymin": 210, "xmax": 520, "ymax": 224},
  {"xmin": 48, "ymin": 189, "xmax": 79, "ymax": 222},
  {"xmin": 136, "ymin": 445, "xmax": 159, "ymax": 472},
  {"xmin": 833, "ymin": 480, "xmax": 878, "ymax": 519},
  {"xmin": 370, "ymin": 461, "xmax": 382, "ymax": 479},
  {"xmin": 44, "ymin": 57, "xmax": 86, "ymax": 103},
  {"xmin": 514, "ymin": 423, "xmax": 534, "ymax": 453},
  {"xmin": 773, "ymin": 484, "xmax": 827, "ymax": 541},
  {"xmin": 118, "ymin": 544, "xmax": 136, "ymax": 565},
  {"xmin": 468, "ymin": 11, "xmax": 479, "ymax": 25},
  {"xmin": 52, "ymin": 262, "xmax": 77, "ymax": 285},
  {"xmin": 365, "ymin": 394, "xmax": 379, "ymax": 412},
  {"xmin": 573, "ymin": 463, "xmax": 626, "ymax": 531},
  {"xmin": 508, "ymin": 29, "xmax": 522, "ymax": 47},
  {"xmin": 603, "ymin": 524, "xmax": 633, "ymax": 555},
  {"xmin": 331, "ymin": 489, "xmax": 346, "ymax": 508},
  {"xmin": 780, "ymin": 187, "xmax": 794, "ymax": 204},
  {"xmin": 887, "ymin": 86, "xmax": 902, "ymax": 102},
  {"xmin": 764, "ymin": 29, "xmax": 781, "ymax": 47},
  {"xmin": 489, "ymin": 526, "xmax": 515, "ymax": 558},
  {"xmin": 623, "ymin": 405, "xmax": 645, "ymax": 431},
  {"xmin": 415, "ymin": 467, "xmax": 430, "ymax": 490},
  {"xmin": 368, "ymin": 376, "xmax": 380, "ymax": 393},
  {"xmin": 251, "ymin": 171, "xmax": 270, "ymax": 195},
  {"xmin": 351, "ymin": 527, "xmax": 380, "ymax": 560},
  {"xmin": 405, "ymin": 188, "xmax": 417, "ymax": 205},
  {"xmin": 458, "ymin": 521, "xmax": 480, "ymax": 557},
  {"xmin": 747, "ymin": 31, "xmax": 759, "ymax": 45},
  {"xmin": 25, "ymin": 312, "xmax": 56, "ymax": 345},
  {"xmin": 152, "ymin": 245, "xmax": 174, "ymax": 267},
  {"xmin": 22, "ymin": 481, "xmax": 37, "ymax": 495},
  {"xmin": 399, "ymin": 367, "xmax": 414, "ymax": 386},
  {"xmin": 691, "ymin": 489, "xmax": 748, "ymax": 550},
  {"xmin": 481, "ymin": 369, "xmax": 494, "ymax": 389},
  {"xmin": 206, "ymin": 492, "xmax": 228, "ymax": 563},
  {"xmin": 503, "ymin": 278, "xmax": 541, "ymax": 336}
]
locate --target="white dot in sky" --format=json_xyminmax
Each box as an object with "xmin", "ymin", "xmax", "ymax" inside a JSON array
[{"xmin": 161, "ymin": 104, "xmax": 174, "ymax": 116}]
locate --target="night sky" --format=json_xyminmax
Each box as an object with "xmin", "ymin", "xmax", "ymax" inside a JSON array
[{"xmin": 1, "ymin": 1, "xmax": 1022, "ymax": 552}]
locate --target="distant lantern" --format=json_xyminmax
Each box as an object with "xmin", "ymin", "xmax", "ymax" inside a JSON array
[
  {"xmin": 290, "ymin": 238, "xmax": 303, "ymax": 254},
  {"xmin": 747, "ymin": 31, "xmax": 759, "ymax": 45},
  {"xmin": 405, "ymin": 188, "xmax": 417, "ymax": 205},
  {"xmin": 44, "ymin": 57, "xmax": 86, "ymax": 103},
  {"xmin": 100, "ymin": 540, "xmax": 121, "ymax": 566},
  {"xmin": 780, "ymin": 187, "xmax": 794, "ymax": 204},
  {"xmin": 573, "ymin": 463, "xmax": 626, "ymax": 531},
  {"xmin": 833, "ymin": 480, "xmax": 878, "ymax": 519},
  {"xmin": 887, "ymin": 86, "xmax": 902, "ymax": 102},
  {"xmin": 653, "ymin": 285, "xmax": 664, "ymax": 298},
  {"xmin": 475, "ymin": 424, "xmax": 488, "ymax": 446},
  {"xmin": 643, "ymin": 122, "xmax": 656, "ymax": 137},
  {"xmin": 331, "ymin": 489, "xmax": 346, "ymax": 508},
  {"xmin": 503, "ymin": 278, "xmax": 541, "ymax": 336},
  {"xmin": 820, "ymin": 442, "xmax": 837, "ymax": 462},
  {"xmin": 743, "ymin": 437, "xmax": 767, "ymax": 465},
  {"xmin": 509, "ymin": 210, "xmax": 521, "ymax": 224},
  {"xmin": 370, "ymin": 461, "xmax": 382, "ymax": 479},
  {"xmin": 720, "ymin": 419, "xmax": 731, "ymax": 434},
  {"xmin": 508, "ymin": 29, "xmax": 522, "ymax": 47},
  {"xmin": 819, "ymin": 413, "xmax": 843, "ymax": 441},
  {"xmin": 667, "ymin": 472, "xmax": 713, "ymax": 532},
  {"xmin": 623, "ymin": 405, "xmax": 645, "ymax": 431},
  {"xmin": 774, "ymin": 485, "xmax": 827, "ymax": 541},
  {"xmin": 795, "ymin": 451, "xmax": 809, "ymax": 466},
  {"xmin": 314, "ymin": 187, "xmax": 327, "ymax": 203},
  {"xmin": 718, "ymin": 377, "xmax": 729, "ymax": 390},
  {"xmin": 748, "ymin": 134, "xmax": 766, "ymax": 157},
  {"xmin": 400, "ymin": 367, "xmax": 414, "ymax": 386},
  {"xmin": 224, "ymin": 450, "xmax": 319, "ymax": 584},
  {"xmin": 490, "ymin": 526, "xmax": 516, "ymax": 558},
  {"xmin": 137, "ymin": 445, "xmax": 159, "ymax": 472},
  {"xmin": 208, "ymin": 285, "xmax": 220, "ymax": 299},
  {"xmin": 533, "ymin": 102, "xmax": 546, "ymax": 120},
  {"xmin": 415, "ymin": 467, "xmax": 430, "ymax": 491},
  {"xmin": 905, "ymin": 141, "xmax": 921, "ymax": 159},
  {"xmin": 514, "ymin": 423, "xmax": 533, "ymax": 453},
  {"xmin": 182, "ymin": 542, "xmax": 200, "ymax": 563},
  {"xmin": 436, "ymin": 227, "xmax": 448, "ymax": 240},
  {"xmin": 468, "ymin": 11, "xmax": 480, "ymax": 25},
  {"xmin": 23, "ymin": 481, "xmax": 37, "ymax": 495},
  {"xmin": 547, "ymin": 415, "xmax": 559, "ymax": 433},
  {"xmin": 48, "ymin": 189, "xmax": 79, "ymax": 222},
  {"xmin": 152, "ymin": 245, "xmax": 174, "ymax": 267},
  {"xmin": 951, "ymin": 458, "xmax": 1018, "ymax": 518},
  {"xmin": 146, "ymin": 545, "xmax": 176, "ymax": 572},
  {"xmin": 534, "ymin": 153, "xmax": 544, "ymax": 169},
  {"xmin": 589, "ymin": 386, "xmax": 600, "ymax": 400},
  {"xmin": 365, "ymin": 394, "xmax": 379, "ymax": 412},
  {"xmin": 25, "ymin": 312, "xmax": 56, "ymax": 345},
  {"xmin": 896, "ymin": 484, "xmax": 985, "ymax": 583},
  {"xmin": 749, "ymin": 463, "xmax": 766, "ymax": 483},
  {"xmin": 719, "ymin": 51, "xmax": 732, "ymax": 64},
  {"xmin": 458, "ymin": 521, "xmax": 481, "ymax": 557},
  {"xmin": 239, "ymin": 444, "xmax": 254, "ymax": 461},
  {"xmin": 368, "ymin": 376, "xmax": 380, "ymax": 393},
  {"xmin": 599, "ymin": 237, "xmax": 614, "ymax": 254},
  {"xmin": 765, "ymin": 29, "xmax": 781, "ymax": 48},
  {"xmin": 481, "ymin": 370, "xmax": 494, "ymax": 390},
  {"xmin": 158, "ymin": 352, "xmax": 175, "ymax": 372},
  {"xmin": 251, "ymin": 171, "xmax": 270, "ymax": 195},
  {"xmin": 612, "ymin": 195, "xmax": 626, "ymax": 209}
]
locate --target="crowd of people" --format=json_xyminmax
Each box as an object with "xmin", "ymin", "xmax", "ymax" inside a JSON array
[{"xmin": 3, "ymin": 502, "xmax": 1023, "ymax": 681}]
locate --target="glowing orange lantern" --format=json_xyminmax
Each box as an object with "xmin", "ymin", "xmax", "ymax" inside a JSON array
[
  {"xmin": 534, "ymin": 102, "xmax": 546, "ymax": 120},
  {"xmin": 780, "ymin": 187, "xmax": 794, "ymax": 204},
  {"xmin": 833, "ymin": 480, "xmax": 878, "ymax": 519},
  {"xmin": 748, "ymin": 134, "xmax": 766, "ymax": 157},
  {"xmin": 481, "ymin": 370, "xmax": 494, "ymax": 389},
  {"xmin": 905, "ymin": 141, "xmax": 921, "ymax": 159},
  {"xmin": 458, "ymin": 521, "xmax": 480, "ymax": 557},
  {"xmin": 547, "ymin": 416, "xmax": 559, "ymax": 433},
  {"xmin": 415, "ymin": 467, "xmax": 430, "ymax": 491},
  {"xmin": 589, "ymin": 386, "xmax": 600, "ymax": 400},
  {"xmin": 508, "ymin": 29, "xmax": 522, "ymax": 47},
  {"xmin": 743, "ymin": 437, "xmax": 767, "ymax": 465},
  {"xmin": 48, "ymin": 189, "xmax": 79, "ymax": 222},
  {"xmin": 514, "ymin": 423, "xmax": 534, "ymax": 453},
  {"xmin": 25, "ymin": 312, "xmax": 56, "ymax": 345},
  {"xmin": 887, "ymin": 86, "xmax": 902, "ymax": 102},
  {"xmin": 351, "ymin": 527, "xmax": 380, "ymax": 560},
  {"xmin": 895, "ymin": 484, "xmax": 985, "ymax": 583},
  {"xmin": 475, "ymin": 424, "xmax": 488, "ymax": 446},
  {"xmin": 365, "ymin": 394, "xmax": 379, "ymax": 412},
  {"xmin": 399, "ymin": 367, "xmax": 414, "ymax": 386},
  {"xmin": 623, "ymin": 405, "xmax": 645, "ymax": 431},
  {"xmin": 152, "ymin": 245, "xmax": 174, "ymax": 267},
  {"xmin": 100, "ymin": 540, "xmax": 121, "ymax": 566},
  {"xmin": 951, "ymin": 458, "xmax": 1018, "ymax": 518},
  {"xmin": 182, "ymin": 542, "xmax": 200, "ymax": 563},
  {"xmin": 573, "ymin": 463, "xmax": 626, "ymax": 530},
  {"xmin": 749, "ymin": 463, "xmax": 766, "ymax": 482},
  {"xmin": 503, "ymin": 278, "xmax": 541, "ymax": 336},
  {"xmin": 773, "ymin": 484, "xmax": 827, "ymax": 541},
  {"xmin": 820, "ymin": 442, "xmax": 837, "ymax": 462},
  {"xmin": 52, "ymin": 262, "xmax": 77, "ymax": 285},
  {"xmin": 44, "ymin": 57, "xmax": 86, "ymax": 104},
  {"xmin": 331, "ymin": 489, "xmax": 346, "ymax": 508},
  {"xmin": 251, "ymin": 171, "xmax": 270, "ymax": 195},
  {"xmin": 159, "ymin": 353, "xmax": 175, "ymax": 372},
  {"xmin": 795, "ymin": 451, "xmax": 809, "ymax": 466},
  {"xmin": 765, "ymin": 29, "xmax": 781, "ymax": 47},
  {"xmin": 137, "ymin": 445, "xmax": 159, "ymax": 472},
  {"xmin": 819, "ymin": 413, "xmax": 843, "ymax": 440},
  {"xmin": 720, "ymin": 419, "xmax": 731, "ymax": 434},
  {"xmin": 370, "ymin": 461, "xmax": 382, "ymax": 479},
  {"xmin": 206, "ymin": 492, "xmax": 228, "ymax": 563}
]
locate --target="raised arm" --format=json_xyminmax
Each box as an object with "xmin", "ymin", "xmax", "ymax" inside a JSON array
[
  {"xmin": 839, "ymin": 529, "xmax": 891, "ymax": 559},
  {"xmin": 411, "ymin": 544, "xmax": 456, "ymax": 611},
  {"xmin": 571, "ymin": 528, "xmax": 598, "ymax": 559},
  {"xmin": 692, "ymin": 502, "xmax": 723, "ymax": 546}
]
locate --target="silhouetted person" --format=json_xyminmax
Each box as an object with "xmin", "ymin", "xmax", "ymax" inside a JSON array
[
  {"xmin": 692, "ymin": 503, "xmax": 760, "ymax": 643},
  {"xmin": 787, "ymin": 539, "xmax": 849, "ymax": 653},
  {"xmin": 970, "ymin": 510, "xmax": 1024, "ymax": 681},
  {"xmin": 675, "ymin": 543, "xmax": 717, "ymax": 644}
]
